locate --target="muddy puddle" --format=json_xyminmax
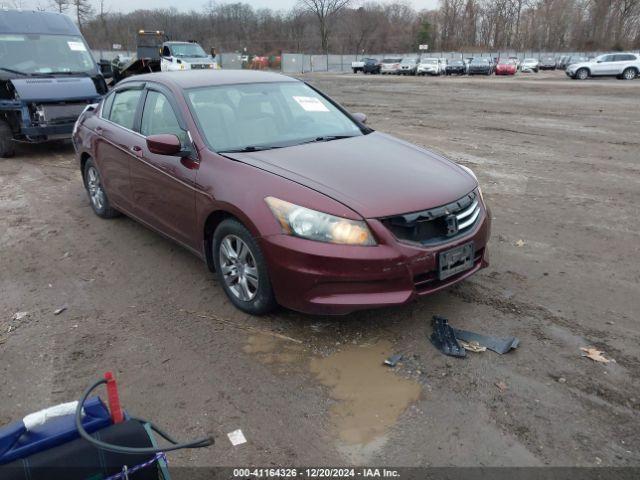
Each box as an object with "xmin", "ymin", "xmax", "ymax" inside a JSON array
[{"xmin": 245, "ymin": 334, "xmax": 422, "ymax": 459}]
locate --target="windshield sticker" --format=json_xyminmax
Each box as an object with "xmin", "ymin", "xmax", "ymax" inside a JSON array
[
  {"xmin": 68, "ymin": 41, "xmax": 87, "ymax": 51},
  {"xmin": 293, "ymin": 96, "xmax": 329, "ymax": 112}
]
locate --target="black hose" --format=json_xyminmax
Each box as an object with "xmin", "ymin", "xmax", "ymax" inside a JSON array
[{"xmin": 75, "ymin": 378, "xmax": 213, "ymax": 454}]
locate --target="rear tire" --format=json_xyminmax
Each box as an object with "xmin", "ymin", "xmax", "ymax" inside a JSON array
[
  {"xmin": 622, "ymin": 68, "xmax": 637, "ymax": 80},
  {"xmin": 213, "ymin": 218, "xmax": 277, "ymax": 315},
  {"xmin": 0, "ymin": 120, "xmax": 15, "ymax": 158},
  {"xmin": 83, "ymin": 158, "xmax": 120, "ymax": 218}
]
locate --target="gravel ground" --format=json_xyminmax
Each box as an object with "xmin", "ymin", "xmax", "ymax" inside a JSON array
[{"xmin": 0, "ymin": 70, "xmax": 639, "ymax": 468}]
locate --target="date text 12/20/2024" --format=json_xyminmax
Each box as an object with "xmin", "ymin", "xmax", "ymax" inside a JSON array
[{"xmin": 233, "ymin": 468, "xmax": 400, "ymax": 478}]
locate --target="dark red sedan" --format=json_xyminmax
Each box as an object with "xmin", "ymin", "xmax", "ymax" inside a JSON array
[{"xmin": 73, "ymin": 71, "xmax": 491, "ymax": 315}]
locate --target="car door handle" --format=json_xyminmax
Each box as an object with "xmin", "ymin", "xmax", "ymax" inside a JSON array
[
  {"xmin": 130, "ymin": 145, "xmax": 143, "ymax": 157},
  {"xmin": 95, "ymin": 126, "xmax": 103, "ymax": 134}
]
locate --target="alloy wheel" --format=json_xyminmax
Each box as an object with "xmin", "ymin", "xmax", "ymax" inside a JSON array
[
  {"xmin": 623, "ymin": 68, "xmax": 636, "ymax": 80},
  {"xmin": 86, "ymin": 166, "xmax": 105, "ymax": 211},
  {"xmin": 219, "ymin": 234, "xmax": 259, "ymax": 301}
]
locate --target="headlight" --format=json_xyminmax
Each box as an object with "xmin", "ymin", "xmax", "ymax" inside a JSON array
[
  {"xmin": 265, "ymin": 197, "xmax": 376, "ymax": 246},
  {"xmin": 458, "ymin": 164, "xmax": 484, "ymax": 203}
]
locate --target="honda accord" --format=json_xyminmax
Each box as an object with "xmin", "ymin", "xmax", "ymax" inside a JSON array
[{"xmin": 73, "ymin": 71, "xmax": 491, "ymax": 315}]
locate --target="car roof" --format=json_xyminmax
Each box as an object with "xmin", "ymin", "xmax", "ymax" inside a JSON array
[{"xmin": 121, "ymin": 70, "xmax": 298, "ymax": 89}]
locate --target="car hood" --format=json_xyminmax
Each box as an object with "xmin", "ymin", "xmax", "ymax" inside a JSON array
[
  {"xmin": 10, "ymin": 77, "xmax": 99, "ymax": 102},
  {"xmin": 567, "ymin": 62, "xmax": 589, "ymax": 69},
  {"xmin": 222, "ymin": 132, "xmax": 477, "ymax": 218}
]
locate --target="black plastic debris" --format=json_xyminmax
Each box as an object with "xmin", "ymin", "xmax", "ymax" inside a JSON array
[
  {"xmin": 430, "ymin": 316, "xmax": 466, "ymax": 358},
  {"xmin": 453, "ymin": 329, "xmax": 519, "ymax": 355},
  {"xmin": 384, "ymin": 354, "xmax": 403, "ymax": 367}
]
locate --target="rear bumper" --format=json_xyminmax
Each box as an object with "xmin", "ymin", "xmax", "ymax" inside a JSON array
[{"xmin": 260, "ymin": 208, "xmax": 491, "ymax": 315}]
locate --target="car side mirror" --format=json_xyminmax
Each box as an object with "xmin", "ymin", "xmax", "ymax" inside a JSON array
[
  {"xmin": 353, "ymin": 112, "xmax": 367, "ymax": 124},
  {"xmin": 147, "ymin": 134, "xmax": 184, "ymax": 156}
]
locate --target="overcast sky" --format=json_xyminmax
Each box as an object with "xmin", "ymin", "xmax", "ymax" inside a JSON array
[{"xmin": 25, "ymin": 0, "xmax": 439, "ymax": 14}]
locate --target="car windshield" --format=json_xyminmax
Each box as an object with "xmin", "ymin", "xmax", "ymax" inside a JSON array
[
  {"xmin": 451, "ymin": 61, "xmax": 464, "ymax": 65},
  {"xmin": 422, "ymin": 59, "xmax": 438, "ymax": 64},
  {"xmin": 364, "ymin": 58, "xmax": 377, "ymax": 63},
  {"xmin": 523, "ymin": 59, "xmax": 536, "ymax": 63},
  {"xmin": 382, "ymin": 58, "xmax": 401, "ymax": 63},
  {"xmin": 0, "ymin": 33, "xmax": 95, "ymax": 75},
  {"xmin": 187, "ymin": 81, "xmax": 364, "ymax": 153},
  {"xmin": 170, "ymin": 43, "xmax": 208, "ymax": 58},
  {"xmin": 498, "ymin": 59, "xmax": 513, "ymax": 65},
  {"xmin": 401, "ymin": 58, "xmax": 417, "ymax": 64},
  {"xmin": 471, "ymin": 58, "xmax": 489, "ymax": 64}
]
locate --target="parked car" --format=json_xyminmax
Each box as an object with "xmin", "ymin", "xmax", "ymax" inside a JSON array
[
  {"xmin": 445, "ymin": 60, "xmax": 466, "ymax": 75},
  {"xmin": 566, "ymin": 53, "xmax": 640, "ymax": 80},
  {"xmin": 362, "ymin": 58, "xmax": 381, "ymax": 74},
  {"xmin": 468, "ymin": 57, "xmax": 494, "ymax": 75},
  {"xmin": 557, "ymin": 55, "xmax": 570, "ymax": 69},
  {"xmin": 417, "ymin": 58, "xmax": 445, "ymax": 76},
  {"xmin": 73, "ymin": 70, "xmax": 490, "ymax": 315},
  {"xmin": 539, "ymin": 55, "xmax": 557, "ymax": 70},
  {"xmin": 380, "ymin": 58, "xmax": 402, "ymax": 74},
  {"xmin": 398, "ymin": 57, "xmax": 419, "ymax": 75},
  {"xmin": 520, "ymin": 58, "xmax": 540, "ymax": 72},
  {"xmin": 509, "ymin": 57, "xmax": 521, "ymax": 69},
  {"xmin": 495, "ymin": 59, "xmax": 517, "ymax": 75},
  {"xmin": 353, "ymin": 58, "xmax": 377, "ymax": 74},
  {"xmin": 0, "ymin": 10, "xmax": 107, "ymax": 157}
]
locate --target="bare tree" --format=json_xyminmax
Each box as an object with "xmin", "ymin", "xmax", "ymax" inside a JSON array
[
  {"xmin": 299, "ymin": 0, "xmax": 352, "ymax": 53},
  {"xmin": 50, "ymin": 0, "xmax": 68, "ymax": 13},
  {"xmin": 72, "ymin": 0, "xmax": 94, "ymax": 32}
]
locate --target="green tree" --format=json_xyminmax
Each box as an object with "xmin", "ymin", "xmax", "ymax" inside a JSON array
[{"xmin": 417, "ymin": 17, "xmax": 432, "ymax": 47}]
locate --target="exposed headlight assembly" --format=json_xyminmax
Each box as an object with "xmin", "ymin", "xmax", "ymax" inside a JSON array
[{"xmin": 265, "ymin": 197, "xmax": 376, "ymax": 246}]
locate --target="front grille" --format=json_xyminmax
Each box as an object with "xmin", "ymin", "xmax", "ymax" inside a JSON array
[
  {"xmin": 381, "ymin": 190, "xmax": 482, "ymax": 245},
  {"xmin": 191, "ymin": 64, "xmax": 209, "ymax": 70}
]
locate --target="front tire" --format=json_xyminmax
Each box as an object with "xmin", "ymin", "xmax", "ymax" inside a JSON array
[
  {"xmin": 576, "ymin": 68, "xmax": 589, "ymax": 80},
  {"xmin": 83, "ymin": 158, "xmax": 120, "ymax": 218},
  {"xmin": 622, "ymin": 68, "xmax": 637, "ymax": 80},
  {"xmin": 0, "ymin": 120, "xmax": 15, "ymax": 158},
  {"xmin": 213, "ymin": 218, "xmax": 276, "ymax": 315}
]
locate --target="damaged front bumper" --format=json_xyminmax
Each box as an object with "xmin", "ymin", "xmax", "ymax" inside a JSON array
[{"xmin": 1, "ymin": 98, "xmax": 99, "ymax": 142}]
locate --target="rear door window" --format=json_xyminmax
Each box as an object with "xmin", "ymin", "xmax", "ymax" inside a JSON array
[{"xmin": 109, "ymin": 89, "xmax": 142, "ymax": 130}]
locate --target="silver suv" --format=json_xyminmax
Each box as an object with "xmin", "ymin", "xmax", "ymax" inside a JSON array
[{"xmin": 566, "ymin": 53, "xmax": 640, "ymax": 80}]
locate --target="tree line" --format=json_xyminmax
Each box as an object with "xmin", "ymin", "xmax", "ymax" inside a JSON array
[{"xmin": 47, "ymin": 0, "xmax": 640, "ymax": 54}]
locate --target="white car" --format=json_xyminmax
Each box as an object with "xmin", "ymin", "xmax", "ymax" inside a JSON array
[
  {"xmin": 566, "ymin": 52, "xmax": 640, "ymax": 80},
  {"xmin": 160, "ymin": 41, "xmax": 218, "ymax": 71},
  {"xmin": 417, "ymin": 58, "xmax": 445, "ymax": 76},
  {"xmin": 520, "ymin": 58, "xmax": 539, "ymax": 72}
]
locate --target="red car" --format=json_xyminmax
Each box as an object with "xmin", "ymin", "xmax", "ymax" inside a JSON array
[
  {"xmin": 495, "ymin": 59, "xmax": 517, "ymax": 75},
  {"xmin": 73, "ymin": 71, "xmax": 490, "ymax": 315}
]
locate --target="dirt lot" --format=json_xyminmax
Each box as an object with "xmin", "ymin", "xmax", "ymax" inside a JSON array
[{"xmin": 1, "ymin": 70, "xmax": 639, "ymax": 468}]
